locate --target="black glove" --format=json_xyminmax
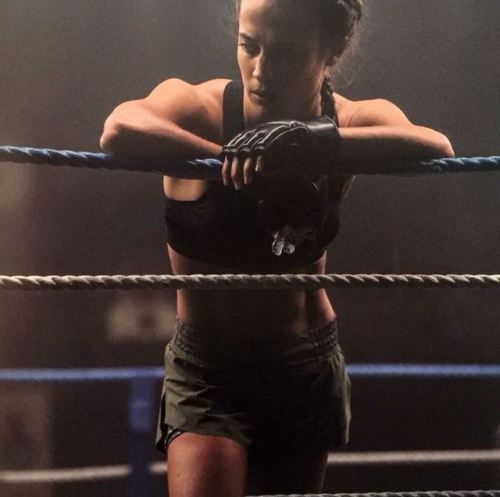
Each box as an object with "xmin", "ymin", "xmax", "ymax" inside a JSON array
[{"xmin": 222, "ymin": 116, "xmax": 341, "ymax": 175}]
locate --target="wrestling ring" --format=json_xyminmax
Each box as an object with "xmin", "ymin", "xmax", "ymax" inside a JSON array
[{"xmin": 0, "ymin": 146, "xmax": 499, "ymax": 497}]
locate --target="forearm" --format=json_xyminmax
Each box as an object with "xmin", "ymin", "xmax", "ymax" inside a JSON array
[
  {"xmin": 337, "ymin": 125, "xmax": 455, "ymax": 164},
  {"xmin": 100, "ymin": 107, "xmax": 221, "ymax": 162}
]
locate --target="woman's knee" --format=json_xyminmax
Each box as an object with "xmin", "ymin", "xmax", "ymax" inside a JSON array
[
  {"xmin": 168, "ymin": 432, "xmax": 246, "ymax": 462},
  {"xmin": 167, "ymin": 433, "xmax": 247, "ymax": 497}
]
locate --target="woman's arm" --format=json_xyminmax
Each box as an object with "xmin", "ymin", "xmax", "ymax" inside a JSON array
[
  {"xmin": 100, "ymin": 78, "xmax": 225, "ymax": 162},
  {"xmin": 336, "ymin": 97, "xmax": 455, "ymax": 162},
  {"xmin": 221, "ymin": 96, "xmax": 454, "ymax": 189}
]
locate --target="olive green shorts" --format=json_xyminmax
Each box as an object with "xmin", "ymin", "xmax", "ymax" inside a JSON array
[{"xmin": 156, "ymin": 320, "xmax": 351, "ymax": 457}]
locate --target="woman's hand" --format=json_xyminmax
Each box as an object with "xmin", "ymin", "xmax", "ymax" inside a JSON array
[{"xmin": 221, "ymin": 116, "xmax": 341, "ymax": 189}]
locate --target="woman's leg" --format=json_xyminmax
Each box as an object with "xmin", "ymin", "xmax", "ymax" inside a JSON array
[
  {"xmin": 246, "ymin": 444, "xmax": 329, "ymax": 495},
  {"xmin": 166, "ymin": 432, "xmax": 247, "ymax": 497}
]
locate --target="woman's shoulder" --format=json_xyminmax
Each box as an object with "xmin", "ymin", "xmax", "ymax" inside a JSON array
[
  {"xmin": 333, "ymin": 92, "xmax": 411, "ymax": 127},
  {"xmin": 149, "ymin": 77, "xmax": 229, "ymax": 96},
  {"xmin": 195, "ymin": 78, "xmax": 232, "ymax": 96},
  {"xmin": 156, "ymin": 78, "xmax": 230, "ymax": 108},
  {"xmin": 146, "ymin": 78, "xmax": 231, "ymax": 138}
]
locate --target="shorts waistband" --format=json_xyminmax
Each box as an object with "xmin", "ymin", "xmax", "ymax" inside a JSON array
[{"xmin": 169, "ymin": 319, "xmax": 338, "ymax": 368}]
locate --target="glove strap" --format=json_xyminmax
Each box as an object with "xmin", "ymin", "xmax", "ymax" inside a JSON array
[{"xmin": 305, "ymin": 115, "xmax": 341, "ymax": 166}]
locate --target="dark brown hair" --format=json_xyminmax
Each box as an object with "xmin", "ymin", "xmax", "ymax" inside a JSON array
[
  {"xmin": 234, "ymin": 0, "xmax": 363, "ymax": 95},
  {"xmin": 234, "ymin": 0, "xmax": 363, "ymax": 58}
]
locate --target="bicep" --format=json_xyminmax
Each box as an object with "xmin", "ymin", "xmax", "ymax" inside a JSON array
[
  {"xmin": 346, "ymin": 99, "xmax": 413, "ymax": 128},
  {"xmin": 101, "ymin": 78, "xmax": 224, "ymax": 147},
  {"xmin": 141, "ymin": 78, "xmax": 210, "ymax": 128},
  {"xmin": 100, "ymin": 78, "xmax": 225, "ymax": 158},
  {"xmin": 102, "ymin": 79, "xmax": 205, "ymax": 134},
  {"xmin": 337, "ymin": 97, "xmax": 455, "ymax": 160}
]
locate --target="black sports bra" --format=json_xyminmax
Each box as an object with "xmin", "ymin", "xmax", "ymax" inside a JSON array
[{"xmin": 164, "ymin": 80, "xmax": 350, "ymax": 271}]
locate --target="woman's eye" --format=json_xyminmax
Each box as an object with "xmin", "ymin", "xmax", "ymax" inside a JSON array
[
  {"xmin": 239, "ymin": 43, "xmax": 259, "ymax": 56},
  {"xmin": 275, "ymin": 46, "xmax": 303, "ymax": 59}
]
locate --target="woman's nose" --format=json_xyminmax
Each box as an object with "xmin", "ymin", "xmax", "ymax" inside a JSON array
[{"xmin": 253, "ymin": 52, "xmax": 272, "ymax": 81}]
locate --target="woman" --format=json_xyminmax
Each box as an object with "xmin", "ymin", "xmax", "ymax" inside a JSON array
[{"xmin": 100, "ymin": 0, "xmax": 454, "ymax": 495}]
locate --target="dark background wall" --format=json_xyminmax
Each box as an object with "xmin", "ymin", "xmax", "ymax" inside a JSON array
[{"xmin": 0, "ymin": 0, "xmax": 499, "ymax": 495}]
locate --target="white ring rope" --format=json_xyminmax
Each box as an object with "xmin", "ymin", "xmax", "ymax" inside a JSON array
[
  {"xmin": 2, "ymin": 450, "xmax": 500, "ymax": 484},
  {"xmin": 1, "ymin": 273, "xmax": 500, "ymax": 291}
]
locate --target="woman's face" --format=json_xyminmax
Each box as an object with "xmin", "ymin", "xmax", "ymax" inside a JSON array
[{"xmin": 237, "ymin": 0, "xmax": 334, "ymax": 122}]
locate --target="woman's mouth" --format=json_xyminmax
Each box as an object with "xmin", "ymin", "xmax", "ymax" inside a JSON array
[{"xmin": 251, "ymin": 89, "xmax": 278, "ymax": 104}]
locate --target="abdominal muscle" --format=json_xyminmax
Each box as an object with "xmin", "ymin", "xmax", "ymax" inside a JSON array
[{"xmin": 168, "ymin": 245, "xmax": 336, "ymax": 349}]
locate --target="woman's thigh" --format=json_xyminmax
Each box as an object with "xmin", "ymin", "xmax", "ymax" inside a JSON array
[
  {"xmin": 166, "ymin": 432, "xmax": 247, "ymax": 497},
  {"xmin": 245, "ymin": 443, "xmax": 329, "ymax": 495}
]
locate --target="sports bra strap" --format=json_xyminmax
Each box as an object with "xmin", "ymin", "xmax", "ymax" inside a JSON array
[{"xmin": 222, "ymin": 80, "xmax": 245, "ymax": 143}]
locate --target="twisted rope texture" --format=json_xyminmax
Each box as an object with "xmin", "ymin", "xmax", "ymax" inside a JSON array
[
  {"xmin": 1, "ymin": 364, "xmax": 500, "ymax": 382},
  {"xmin": 0, "ymin": 146, "xmax": 220, "ymax": 178},
  {"xmin": 1, "ymin": 145, "xmax": 499, "ymax": 176},
  {"xmin": 1, "ymin": 273, "xmax": 500, "ymax": 291}
]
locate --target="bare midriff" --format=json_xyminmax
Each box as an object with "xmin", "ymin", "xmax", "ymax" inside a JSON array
[{"xmin": 168, "ymin": 245, "xmax": 336, "ymax": 349}]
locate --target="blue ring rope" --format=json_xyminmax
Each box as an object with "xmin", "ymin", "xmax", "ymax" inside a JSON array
[
  {"xmin": 0, "ymin": 364, "xmax": 499, "ymax": 382},
  {"xmin": 1, "ymin": 145, "xmax": 500, "ymax": 177}
]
